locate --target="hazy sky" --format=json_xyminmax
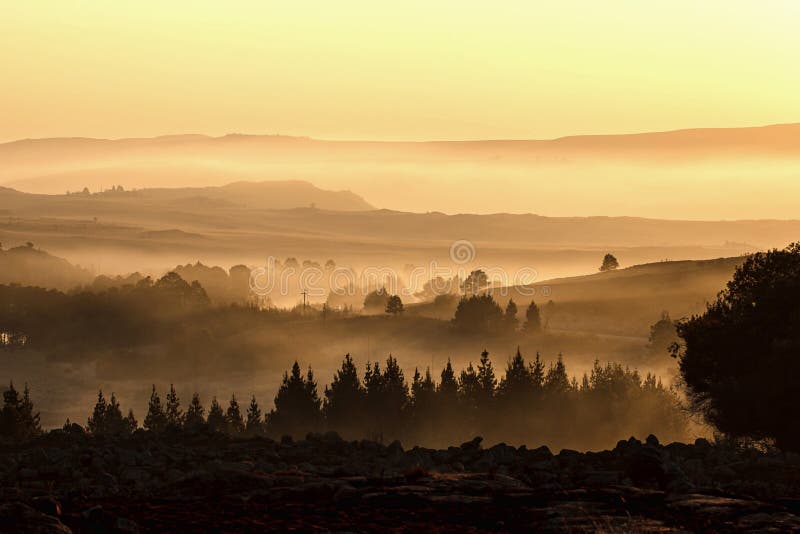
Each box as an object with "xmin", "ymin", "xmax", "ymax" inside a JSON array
[{"xmin": 2, "ymin": 1, "xmax": 799, "ymax": 142}]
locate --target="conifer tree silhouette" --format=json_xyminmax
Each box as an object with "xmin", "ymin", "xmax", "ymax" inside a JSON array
[
  {"xmin": 267, "ymin": 361, "xmax": 322, "ymax": 438},
  {"xmin": 87, "ymin": 390, "xmax": 108, "ymax": 435},
  {"xmin": 323, "ymin": 354, "xmax": 365, "ymax": 438},
  {"xmin": 226, "ymin": 394, "xmax": 245, "ymax": 434},
  {"xmin": 524, "ymin": 300, "xmax": 542, "ymax": 333},
  {"xmin": 144, "ymin": 385, "xmax": 167, "ymax": 432},
  {"xmin": 165, "ymin": 384, "xmax": 183, "ymax": 430},
  {"xmin": 245, "ymin": 395, "xmax": 263, "ymax": 434},
  {"xmin": 184, "ymin": 393, "xmax": 206, "ymax": 432},
  {"xmin": 206, "ymin": 396, "xmax": 226, "ymax": 433}
]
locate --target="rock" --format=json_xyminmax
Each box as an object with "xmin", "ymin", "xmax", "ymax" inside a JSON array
[
  {"xmin": 582, "ymin": 470, "xmax": 622, "ymax": 486},
  {"xmin": 625, "ymin": 445, "xmax": 667, "ymax": 487},
  {"xmin": 18, "ymin": 467, "xmax": 38, "ymax": 479},
  {"xmin": 321, "ymin": 431, "xmax": 344, "ymax": 445},
  {"xmin": 0, "ymin": 502, "xmax": 72, "ymax": 533},
  {"xmin": 31, "ymin": 496, "xmax": 62, "ymax": 517},
  {"xmin": 645, "ymin": 434, "xmax": 660, "ymax": 447},
  {"xmin": 460, "ymin": 436, "xmax": 483, "ymax": 450}
]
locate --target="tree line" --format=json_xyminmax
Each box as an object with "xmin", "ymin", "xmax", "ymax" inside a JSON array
[{"xmin": 3, "ymin": 350, "xmax": 687, "ymax": 450}]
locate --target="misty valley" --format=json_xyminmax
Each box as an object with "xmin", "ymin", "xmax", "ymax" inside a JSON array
[{"xmin": 4, "ymin": 7, "xmax": 800, "ymax": 526}]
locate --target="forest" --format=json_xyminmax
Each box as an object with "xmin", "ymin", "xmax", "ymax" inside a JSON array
[{"xmin": 3, "ymin": 348, "xmax": 686, "ymax": 451}]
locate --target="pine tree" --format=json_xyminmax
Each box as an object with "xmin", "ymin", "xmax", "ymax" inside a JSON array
[
  {"xmin": 545, "ymin": 353, "xmax": 571, "ymax": 394},
  {"xmin": 458, "ymin": 362, "xmax": 480, "ymax": 406},
  {"xmin": 105, "ymin": 393, "xmax": 127, "ymax": 434},
  {"xmin": 206, "ymin": 397, "xmax": 226, "ymax": 433},
  {"xmin": 524, "ymin": 300, "xmax": 542, "ymax": 333},
  {"xmin": 504, "ymin": 299, "xmax": 519, "ymax": 332},
  {"xmin": 144, "ymin": 385, "xmax": 167, "ymax": 432},
  {"xmin": 439, "ymin": 359, "xmax": 458, "ymax": 397},
  {"xmin": 1, "ymin": 382, "xmax": 41, "ymax": 440},
  {"xmin": 18, "ymin": 384, "xmax": 41, "ymax": 439},
  {"xmin": 165, "ymin": 384, "xmax": 183, "ymax": 430},
  {"xmin": 266, "ymin": 361, "xmax": 322, "ymax": 438},
  {"xmin": 411, "ymin": 367, "xmax": 436, "ymax": 407},
  {"xmin": 476, "ymin": 350, "xmax": 497, "ymax": 400},
  {"xmin": 184, "ymin": 393, "xmax": 206, "ymax": 432},
  {"xmin": 323, "ymin": 354, "xmax": 365, "ymax": 437},
  {"xmin": 365, "ymin": 354, "xmax": 409, "ymax": 442},
  {"xmin": 125, "ymin": 409, "xmax": 138, "ymax": 433},
  {"xmin": 226, "ymin": 394, "xmax": 245, "ymax": 434},
  {"xmin": 87, "ymin": 390, "xmax": 108, "ymax": 435},
  {"xmin": 245, "ymin": 395, "xmax": 263, "ymax": 434},
  {"xmin": 499, "ymin": 347, "xmax": 534, "ymax": 400},
  {"xmin": 530, "ymin": 352, "xmax": 545, "ymax": 390}
]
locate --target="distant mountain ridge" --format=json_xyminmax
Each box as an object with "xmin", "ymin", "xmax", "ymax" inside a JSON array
[{"xmin": 0, "ymin": 180, "xmax": 373, "ymax": 212}]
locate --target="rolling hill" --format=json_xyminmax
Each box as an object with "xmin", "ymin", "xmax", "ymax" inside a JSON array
[{"xmin": 2, "ymin": 123, "xmax": 800, "ymax": 218}]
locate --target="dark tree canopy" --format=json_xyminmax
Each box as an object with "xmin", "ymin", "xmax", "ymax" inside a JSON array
[
  {"xmin": 452, "ymin": 294, "xmax": 504, "ymax": 334},
  {"xmin": 144, "ymin": 385, "xmax": 167, "ymax": 433},
  {"xmin": 267, "ymin": 361, "xmax": 322, "ymax": 438},
  {"xmin": 324, "ymin": 354, "xmax": 365, "ymax": 438},
  {"xmin": 363, "ymin": 287, "xmax": 389, "ymax": 312},
  {"xmin": 184, "ymin": 393, "xmax": 206, "ymax": 432},
  {"xmin": 648, "ymin": 311, "xmax": 678, "ymax": 354},
  {"xmin": 1, "ymin": 382, "xmax": 41, "ymax": 440},
  {"xmin": 206, "ymin": 397, "xmax": 226, "ymax": 433},
  {"xmin": 504, "ymin": 299, "xmax": 518, "ymax": 332},
  {"xmin": 599, "ymin": 253, "xmax": 619, "ymax": 272},
  {"xmin": 675, "ymin": 244, "xmax": 800, "ymax": 450},
  {"xmin": 385, "ymin": 295, "xmax": 404, "ymax": 315},
  {"xmin": 524, "ymin": 300, "xmax": 542, "ymax": 333}
]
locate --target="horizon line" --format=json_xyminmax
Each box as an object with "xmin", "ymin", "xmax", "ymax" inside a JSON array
[{"xmin": 3, "ymin": 120, "xmax": 800, "ymax": 146}]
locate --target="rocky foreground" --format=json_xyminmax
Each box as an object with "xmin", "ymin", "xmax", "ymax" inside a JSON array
[{"xmin": 2, "ymin": 430, "xmax": 800, "ymax": 533}]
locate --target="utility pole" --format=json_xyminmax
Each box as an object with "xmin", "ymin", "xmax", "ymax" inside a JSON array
[{"xmin": 301, "ymin": 288, "xmax": 308, "ymax": 313}]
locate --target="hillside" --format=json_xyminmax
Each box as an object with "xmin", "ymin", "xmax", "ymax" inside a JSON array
[
  {"xmin": 500, "ymin": 257, "xmax": 745, "ymax": 337},
  {"xmin": 2, "ymin": 124, "xmax": 800, "ymax": 218},
  {"xmin": 0, "ymin": 180, "xmax": 371, "ymax": 212},
  {"xmin": 0, "ymin": 184, "xmax": 792, "ymax": 278},
  {"xmin": 0, "ymin": 244, "xmax": 92, "ymax": 290}
]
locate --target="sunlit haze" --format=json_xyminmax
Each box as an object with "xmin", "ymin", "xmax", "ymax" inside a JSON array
[{"xmin": 2, "ymin": 1, "xmax": 800, "ymax": 142}]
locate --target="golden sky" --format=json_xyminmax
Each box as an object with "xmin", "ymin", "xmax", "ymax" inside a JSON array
[{"xmin": 2, "ymin": 1, "xmax": 799, "ymax": 142}]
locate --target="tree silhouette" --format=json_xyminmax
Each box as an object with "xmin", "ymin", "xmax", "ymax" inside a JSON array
[
  {"xmin": 461, "ymin": 269, "xmax": 489, "ymax": 296},
  {"xmin": 545, "ymin": 354, "xmax": 571, "ymax": 394},
  {"xmin": 363, "ymin": 288, "xmax": 389, "ymax": 312},
  {"xmin": 476, "ymin": 350, "xmax": 497, "ymax": 401},
  {"xmin": 226, "ymin": 394, "xmax": 245, "ymax": 434},
  {"xmin": 125, "ymin": 409, "xmax": 138, "ymax": 433},
  {"xmin": 675, "ymin": 243, "xmax": 800, "ymax": 450},
  {"xmin": 245, "ymin": 396, "xmax": 263, "ymax": 434},
  {"xmin": 184, "ymin": 393, "xmax": 206, "ymax": 432},
  {"xmin": 144, "ymin": 385, "xmax": 167, "ymax": 432},
  {"xmin": 504, "ymin": 299, "xmax": 519, "ymax": 332},
  {"xmin": 524, "ymin": 300, "xmax": 542, "ymax": 333},
  {"xmin": 1, "ymin": 382, "xmax": 41, "ymax": 440},
  {"xmin": 648, "ymin": 311, "xmax": 678, "ymax": 353},
  {"xmin": 452, "ymin": 294, "xmax": 504, "ymax": 334},
  {"xmin": 364, "ymin": 355, "xmax": 409, "ymax": 441},
  {"xmin": 165, "ymin": 384, "xmax": 183, "ymax": 430},
  {"xmin": 206, "ymin": 397, "xmax": 226, "ymax": 433},
  {"xmin": 599, "ymin": 253, "xmax": 619, "ymax": 272},
  {"xmin": 324, "ymin": 354, "xmax": 365, "ymax": 438},
  {"xmin": 86, "ymin": 389, "xmax": 131, "ymax": 435},
  {"xmin": 499, "ymin": 348, "xmax": 534, "ymax": 401},
  {"xmin": 87, "ymin": 390, "xmax": 108, "ymax": 435},
  {"xmin": 385, "ymin": 295, "xmax": 404, "ymax": 315},
  {"xmin": 267, "ymin": 361, "xmax": 322, "ymax": 438}
]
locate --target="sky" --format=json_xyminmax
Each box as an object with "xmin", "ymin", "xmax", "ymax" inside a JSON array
[{"xmin": 2, "ymin": 1, "xmax": 800, "ymax": 142}]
